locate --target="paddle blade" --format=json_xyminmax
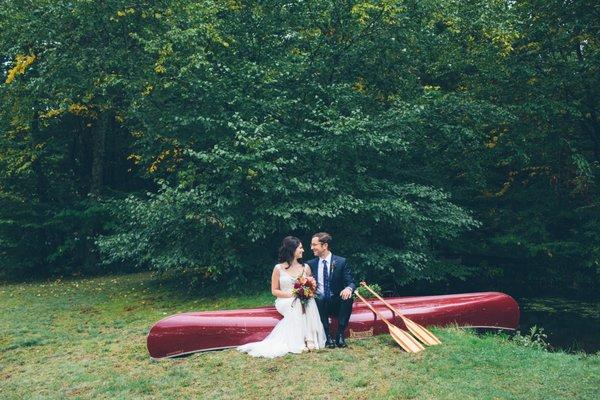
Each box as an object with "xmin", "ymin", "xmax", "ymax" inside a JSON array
[
  {"xmin": 360, "ymin": 281, "xmax": 441, "ymax": 346},
  {"xmin": 387, "ymin": 323, "xmax": 425, "ymax": 353},
  {"xmin": 403, "ymin": 318, "xmax": 442, "ymax": 345}
]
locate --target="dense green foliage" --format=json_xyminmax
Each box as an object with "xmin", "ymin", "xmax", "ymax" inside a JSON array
[{"xmin": 1, "ymin": 1, "xmax": 598, "ymax": 295}]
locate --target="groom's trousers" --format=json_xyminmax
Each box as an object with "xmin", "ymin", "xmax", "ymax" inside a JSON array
[{"xmin": 315, "ymin": 295, "xmax": 354, "ymax": 337}]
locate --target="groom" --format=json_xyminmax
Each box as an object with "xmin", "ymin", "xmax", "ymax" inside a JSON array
[{"xmin": 308, "ymin": 232, "xmax": 355, "ymax": 348}]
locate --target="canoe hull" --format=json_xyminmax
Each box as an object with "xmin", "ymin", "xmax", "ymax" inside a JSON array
[{"xmin": 147, "ymin": 291, "xmax": 519, "ymax": 359}]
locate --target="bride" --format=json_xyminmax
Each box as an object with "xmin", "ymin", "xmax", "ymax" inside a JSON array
[{"xmin": 237, "ymin": 236, "xmax": 326, "ymax": 358}]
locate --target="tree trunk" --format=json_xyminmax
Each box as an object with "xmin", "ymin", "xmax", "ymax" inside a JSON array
[
  {"xmin": 30, "ymin": 114, "xmax": 50, "ymax": 275},
  {"xmin": 90, "ymin": 114, "xmax": 107, "ymax": 196}
]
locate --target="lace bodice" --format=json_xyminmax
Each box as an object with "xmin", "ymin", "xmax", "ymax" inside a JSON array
[{"xmin": 276, "ymin": 264, "xmax": 304, "ymax": 292}]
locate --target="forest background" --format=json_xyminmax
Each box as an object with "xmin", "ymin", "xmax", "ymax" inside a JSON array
[{"xmin": 1, "ymin": 0, "xmax": 598, "ymax": 300}]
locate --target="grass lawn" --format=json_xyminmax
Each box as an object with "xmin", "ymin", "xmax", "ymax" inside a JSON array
[{"xmin": 1, "ymin": 272, "xmax": 598, "ymax": 399}]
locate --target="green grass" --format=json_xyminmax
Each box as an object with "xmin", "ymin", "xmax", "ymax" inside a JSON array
[{"xmin": 1, "ymin": 272, "xmax": 598, "ymax": 399}]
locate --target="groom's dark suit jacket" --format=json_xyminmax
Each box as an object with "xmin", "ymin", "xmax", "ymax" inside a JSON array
[{"xmin": 307, "ymin": 254, "xmax": 356, "ymax": 297}]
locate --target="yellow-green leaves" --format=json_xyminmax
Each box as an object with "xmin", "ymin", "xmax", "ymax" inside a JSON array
[{"xmin": 5, "ymin": 54, "xmax": 36, "ymax": 84}]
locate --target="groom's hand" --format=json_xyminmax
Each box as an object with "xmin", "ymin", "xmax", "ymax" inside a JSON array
[{"xmin": 340, "ymin": 288, "xmax": 353, "ymax": 300}]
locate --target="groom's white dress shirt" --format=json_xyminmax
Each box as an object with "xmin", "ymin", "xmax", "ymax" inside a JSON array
[{"xmin": 316, "ymin": 253, "xmax": 332, "ymax": 296}]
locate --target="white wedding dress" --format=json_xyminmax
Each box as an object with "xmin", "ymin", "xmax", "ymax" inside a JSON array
[{"xmin": 237, "ymin": 265, "xmax": 326, "ymax": 358}]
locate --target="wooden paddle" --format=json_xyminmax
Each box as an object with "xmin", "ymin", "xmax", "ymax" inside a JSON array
[
  {"xmin": 354, "ymin": 290, "xmax": 425, "ymax": 353},
  {"xmin": 360, "ymin": 282, "xmax": 442, "ymax": 346}
]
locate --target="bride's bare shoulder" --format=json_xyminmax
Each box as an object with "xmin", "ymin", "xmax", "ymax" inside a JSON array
[{"xmin": 303, "ymin": 263, "xmax": 313, "ymax": 275}]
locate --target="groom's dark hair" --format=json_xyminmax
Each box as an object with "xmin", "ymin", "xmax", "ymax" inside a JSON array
[{"xmin": 312, "ymin": 232, "xmax": 332, "ymax": 248}]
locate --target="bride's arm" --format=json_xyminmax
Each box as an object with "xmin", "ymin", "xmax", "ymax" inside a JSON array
[
  {"xmin": 304, "ymin": 264, "xmax": 313, "ymax": 277},
  {"xmin": 271, "ymin": 265, "xmax": 292, "ymax": 298}
]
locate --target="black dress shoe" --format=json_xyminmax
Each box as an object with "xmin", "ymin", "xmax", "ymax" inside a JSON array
[
  {"xmin": 335, "ymin": 333, "xmax": 348, "ymax": 348},
  {"xmin": 325, "ymin": 336, "xmax": 336, "ymax": 348}
]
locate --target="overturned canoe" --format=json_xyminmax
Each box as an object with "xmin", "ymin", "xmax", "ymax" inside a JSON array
[{"xmin": 147, "ymin": 291, "xmax": 519, "ymax": 359}]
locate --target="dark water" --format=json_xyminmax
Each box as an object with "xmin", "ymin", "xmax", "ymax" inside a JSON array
[{"xmin": 516, "ymin": 297, "xmax": 600, "ymax": 354}]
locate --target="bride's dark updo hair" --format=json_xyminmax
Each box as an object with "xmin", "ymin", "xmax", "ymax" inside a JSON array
[{"xmin": 278, "ymin": 236, "xmax": 302, "ymax": 268}]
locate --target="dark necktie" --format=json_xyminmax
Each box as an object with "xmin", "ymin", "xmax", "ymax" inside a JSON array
[{"xmin": 323, "ymin": 260, "xmax": 331, "ymax": 298}]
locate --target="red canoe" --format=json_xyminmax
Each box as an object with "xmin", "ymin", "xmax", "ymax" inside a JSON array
[{"xmin": 147, "ymin": 291, "xmax": 519, "ymax": 359}]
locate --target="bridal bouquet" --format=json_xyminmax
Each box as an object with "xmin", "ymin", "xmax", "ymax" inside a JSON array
[{"xmin": 292, "ymin": 276, "xmax": 317, "ymax": 314}]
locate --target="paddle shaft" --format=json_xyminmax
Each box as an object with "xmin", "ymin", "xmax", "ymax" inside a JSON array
[
  {"xmin": 360, "ymin": 283, "xmax": 410, "ymax": 322},
  {"xmin": 354, "ymin": 291, "xmax": 396, "ymax": 327},
  {"xmin": 361, "ymin": 282, "xmax": 442, "ymax": 345}
]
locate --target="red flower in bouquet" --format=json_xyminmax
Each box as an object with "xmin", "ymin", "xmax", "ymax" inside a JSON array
[{"xmin": 292, "ymin": 276, "xmax": 317, "ymax": 313}]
